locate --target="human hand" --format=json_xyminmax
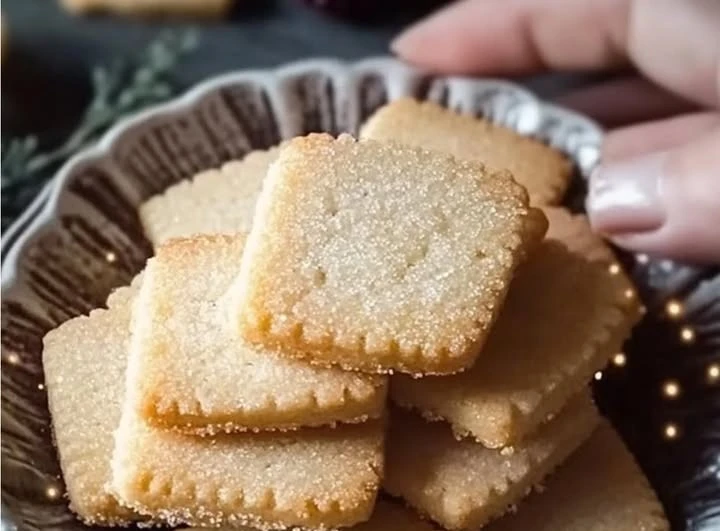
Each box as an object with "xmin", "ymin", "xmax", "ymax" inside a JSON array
[{"xmin": 392, "ymin": 0, "xmax": 720, "ymax": 263}]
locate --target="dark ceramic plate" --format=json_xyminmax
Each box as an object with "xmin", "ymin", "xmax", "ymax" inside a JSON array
[{"xmin": 1, "ymin": 58, "xmax": 718, "ymax": 531}]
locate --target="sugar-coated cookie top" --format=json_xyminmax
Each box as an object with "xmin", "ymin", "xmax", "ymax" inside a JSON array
[
  {"xmin": 42, "ymin": 285, "xmax": 141, "ymax": 525},
  {"xmin": 140, "ymin": 148, "xmax": 279, "ymax": 248},
  {"xmin": 543, "ymin": 206, "xmax": 616, "ymax": 263},
  {"xmin": 112, "ymin": 405, "xmax": 385, "ymax": 528},
  {"xmin": 233, "ymin": 134, "xmax": 547, "ymax": 375},
  {"xmin": 385, "ymin": 392, "xmax": 598, "ymax": 530},
  {"xmin": 131, "ymin": 234, "xmax": 386, "ymax": 433},
  {"xmin": 391, "ymin": 240, "xmax": 640, "ymax": 447},
  {"xmin": 485, "ymin": 423, "xmax": 669, "ymax": 531},
  {"xmin": 361, "ymin": 98, "xmax": 572, "ymax": 205}
]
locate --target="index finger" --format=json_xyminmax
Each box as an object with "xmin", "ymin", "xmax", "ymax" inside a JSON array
[
  {"xmin": 392, "ymin": 0, "xmax": 720, "ymax": 107},
  {"xmin": 392, "ymin": 0, "xmax": 631, "ymax": 75}
]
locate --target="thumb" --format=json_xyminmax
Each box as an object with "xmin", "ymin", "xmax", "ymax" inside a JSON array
[{"xmin": 587, "ymin": 123, "xmax": 720, "ymax": 263}]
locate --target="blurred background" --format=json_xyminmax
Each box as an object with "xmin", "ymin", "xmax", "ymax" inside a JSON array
[
  {"xmin": 2, "ymin": 1, "xmax": 450, "ymax": 142},
  {"xmin": 1, "ymin": 0, "xmax": 594, "ymax": 230}
]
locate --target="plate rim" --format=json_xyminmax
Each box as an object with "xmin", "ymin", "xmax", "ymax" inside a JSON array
[{"xmin": 0, "ymin": 56, "xmax": 603, "ymax": 292}]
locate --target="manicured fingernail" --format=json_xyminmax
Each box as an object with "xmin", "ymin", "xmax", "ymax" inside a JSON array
[{"xmin": 587, "ymin": 152, "xmax": 666, "ymax": 234}]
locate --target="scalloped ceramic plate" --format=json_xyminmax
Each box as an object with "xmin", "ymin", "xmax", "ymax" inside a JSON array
[{"xmin": 1, "ymin": 58, "xmax": 718, "ymax": 531}]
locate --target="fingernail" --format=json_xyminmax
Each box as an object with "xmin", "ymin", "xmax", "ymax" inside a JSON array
[{"xmin": 587, "ymin": 152, "xmax": 667, "ymax": 234}]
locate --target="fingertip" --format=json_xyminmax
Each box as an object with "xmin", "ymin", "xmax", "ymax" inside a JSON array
[
  {"xmin": 389, "ymin": 2, "xmax": 469, "ymax": 70},
  {"xmin": 389, "ymin": 0, "xmax": 537, "ymax": 75},
  {"xmin": 390, "ymin": 25, "xmax": 421, "ymax": 60}
]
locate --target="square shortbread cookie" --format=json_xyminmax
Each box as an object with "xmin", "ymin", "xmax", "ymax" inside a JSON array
[
  {"xmin": 384, "ymin": 391, "xmax": 599, "ymax": 530},
  {"xmin": 360, "ymin": 99, "xmax": 572, "ymax": 205},
  {"xmin": 486, "ymin": 423, "xmax": 669, "ymax": 531},
  {"xmin": 390, "ymin": 240, "xmax": 640, "ymax": 448},
  {"xmin": 112, "ymin": 410, "xmax": 384, "ymax": 529},
  {"xmin": 43, "ymin": 284, "xmax": 142, "ymax": 525},
  {"xmin": 140, "ymin": 148, "xmax": 279, "ymax": 247},
  {"xmin": 132, "ymin": 234, "xmax": 387, "ymax": 434},
  {"xmin": 48, "ymin": 275, "xmax": 384, "ymax": 529},
  {"xmin": 231, "ymin": 133, "xmax": 547, "ymax": 375},
  {"xmin": 543, "ymin": 206, "xmax": 640, "ymax": 315},
  {"xmin": 543, "ymin": 206, "xmax": 616, "ymax": 263},
  {"xmin": 61, "ymin": 0, "xmax": 232, "ymax": 18}
]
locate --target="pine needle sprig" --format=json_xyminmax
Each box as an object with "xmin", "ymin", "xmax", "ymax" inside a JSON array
[{"xmin": 1, "ymin": 30, "xmax": 197, "ymax": 230}]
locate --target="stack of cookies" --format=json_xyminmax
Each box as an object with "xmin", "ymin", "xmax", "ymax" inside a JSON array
[{"xmin": 43, "ymin": 99, "xmax": 669, "ymax": 530}]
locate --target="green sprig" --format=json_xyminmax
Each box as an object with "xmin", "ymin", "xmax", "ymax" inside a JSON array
[{"xmin": 1, "ymin": 30, "xmax": 197, "ymax": 230}]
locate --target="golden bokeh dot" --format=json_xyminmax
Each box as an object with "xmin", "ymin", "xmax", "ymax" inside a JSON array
[
  {"xmin": 636, "ymin": 253, "xmax": 649, "ymax": 264},
  {"xmin": 707, "ymin": 364, "xmax": 720, "ymax": 383},
  {"xmin": 664, "ymin": 423, "xmax": 679, "ymax": 440},
  {"xmin": 38, "ymin": 383, "xmax": 45, "ymax": 391},
  {"xmin": 680, "ymin": 326, "xmax": 695, "ymax": 343},
  {"xmin": 665, "ymin": 300, "xmax": 683, "ymax": 319},
  {"xmin": 612, "ymin": 353, "xmax": 626, "ymax": 367},
  {"xmin": 608, "ymin": 263, "xmax": 621, "ymax": 275},
  {"xmin": 662, "ymin": 380, "xmax": 681, "ymax": 399},
  {"xmin": 593, "ymin": 371, "xmax": 603, "ymax": 381},
  {"xmin": 105, "ymin": 251, "xmax": 117, "ymax": 263},
  {"xmin": 624, "ymin": 288, "xmax": 635, "ymax": 300},
  {"xmin": 46, "ymin": 486, "xmax": 60, "ymax": 499},
  {"xmin": 6, "ymin": 352, "xmax": 20, "ymax": 365}
]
